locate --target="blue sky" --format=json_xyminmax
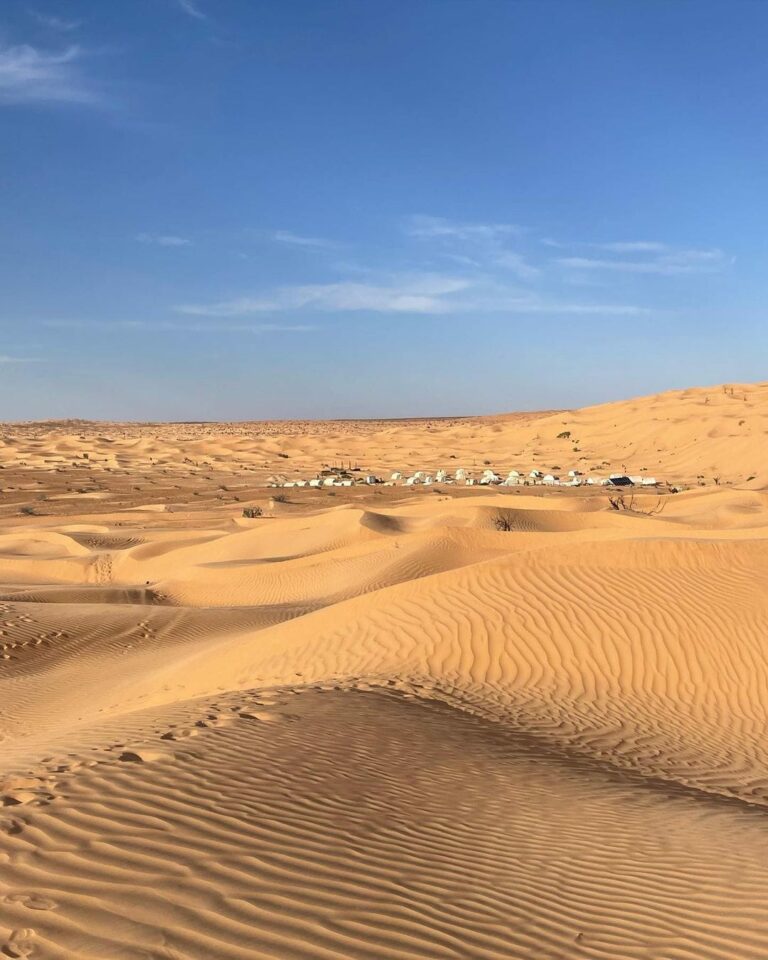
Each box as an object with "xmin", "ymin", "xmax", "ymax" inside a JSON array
[{"xmin": 1, "ymin": 0, "xmax": 766, "ymax": 420}]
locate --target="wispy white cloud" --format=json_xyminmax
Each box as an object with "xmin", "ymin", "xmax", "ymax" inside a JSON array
[
  {"xmin": 273, "ymin": 230, "xmax": 336, "ymax": 250},
  {"xmin": 136, "ymin": 233, "xmax": 191, "ymax": 247},
  {"xmin": 30, "ymin": 11, "xmax": 82, "ymax": 32},
  {"xmin": 493, "ymin": 251, "xmax": 540, "ymax": 280},
  {"xmin": 175, "ymin": 272, "xmax": 647, "ymax": 319},
  {"xmin": 0, "ymin": 43, "xmax": 97, "ymax": 105},
  {"xmin": 175, "ymin": 0, "xmax": 207, "ymax": 20},
  {"xmin": 171, "ymin": 217, "xmax": 722, "ymax": 322},
  {"xmin": 176, "ymin": 274, "xmax": 471, "ymax": 317},
  {"xmin": 545, "ymin": 239, "xmax": 669, "ymax": 253},
  {"xmin": 407, "ymin": 214, "xmax": 538, "ymax": 281},
  {"xmin": 168, "ymin": 322, "xmax": 314, "ymax": 333},
  {"xmin": 0, "ymin": 354, "xmax": 43, "ymax": 362},
  {"xmin": 558, "ymin": 247, "xmax": 725, "ymax": 276},
  {"xmin": 42, "ymin": 319, "xmax": 314, "ymax": 334},
  {"xmin": 406, "ymin": 215, "xmax": 521, "ymax": 243},
  {"xmin": 592, "ymin": 241, "xmax": 668, "ymax": 253},
  {"xmin": 175, "ymin": 297, "xmax": 278, "ymax": 317}
]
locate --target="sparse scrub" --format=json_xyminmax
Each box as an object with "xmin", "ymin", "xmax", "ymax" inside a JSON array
[{"xmin": 607, "ymin": 494, "xmax": 666, "ymax": 516}]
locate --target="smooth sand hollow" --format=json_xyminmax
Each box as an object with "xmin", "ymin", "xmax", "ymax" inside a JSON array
[{"xmin": 1, "ymin": 381, "xmax": 768, "ymax": 958}]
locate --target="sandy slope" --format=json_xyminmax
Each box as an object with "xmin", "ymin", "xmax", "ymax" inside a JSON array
[{"xmin": 2, "ymin": 383, "xmax": 768, "ymax": 958}]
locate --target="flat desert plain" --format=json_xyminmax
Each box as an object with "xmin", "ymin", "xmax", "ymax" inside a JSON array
[{"xmin": 0, "ymin": 381, "xmax": 767, "ymax": 959}]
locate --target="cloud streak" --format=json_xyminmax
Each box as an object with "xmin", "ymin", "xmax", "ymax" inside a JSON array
[
  {"xmin": 42, "ymin": 319, "xmax": 313, "ymax": 334},
  {"xmin": 0, "ymin": 43, "xmax": 97, "ymax": 105},
  {"xmin": 175, "ymin": 273, "xmax": 647, "ymax": 319},
  {"xmin": 176, "ymin": 275, "xmax": 472, "ymax": 317},
  {"xmin": 175, "ymin": 0, "xmax": 207, "ymax": 20},
  {"xmin": 30, "ymin": 11, "xmax": 82, "ymax": 32},
  {"xmin": 136, "ymin": 233, "xmax": 191, "ymax": 247},
  {"xmin": 273, "ymin": 230, "xmax": 336, "ymax": 250},
  {"xmin": 164, "ymin": 215, "xmax": 727, "ymax": 325},
  {"xmin": 558, "ymin": 248, "xmax": 725, "ymax": 276},
  {"xmin": 406, "ymin": 215, "xmax": 521, "ymax": 242},
  {"xmin": 407, "ymin": 215, "xmax": 539, "ymax": 280},
  {"xmin": 592, "ymin": 241, "xmax": 669, "ymax": 253}
]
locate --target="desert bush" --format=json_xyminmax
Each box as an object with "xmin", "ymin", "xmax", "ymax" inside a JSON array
[
  {"xmin": 242, "ymin": 506, "xmax": 263, "ymax": 518},
  {"xmin": 607, "ymin": 494, "xmax": 666, "ymax": 516}
]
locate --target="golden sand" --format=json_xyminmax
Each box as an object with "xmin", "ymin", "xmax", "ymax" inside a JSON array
[{"xmin": 1, "ymin": 381, "xmax": 767, "ymax": 958}]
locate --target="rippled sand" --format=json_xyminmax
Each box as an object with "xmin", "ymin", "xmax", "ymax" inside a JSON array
[{"xmin": 1, "ymin": 383, "xmax": 768, "ymax": 958}]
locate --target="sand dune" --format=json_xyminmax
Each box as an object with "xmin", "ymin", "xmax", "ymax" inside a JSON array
[
  {"xmin": 2, "ymin": 382, "xmax": 768, "ymax": 958},
  {"xmin": 1, "ymin": 382, "xmax": 766, "ymax": 522}
]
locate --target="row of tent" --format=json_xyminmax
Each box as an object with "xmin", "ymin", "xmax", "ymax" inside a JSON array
[
  {"xmin": 267, "ymin": 468, "xmax": 658, "ymax": 489},
  {"xmin": 393, "ymin": 469, "xmax": 658, "ymax": 487}
]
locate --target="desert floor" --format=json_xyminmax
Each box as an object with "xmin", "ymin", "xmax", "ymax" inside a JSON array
[{"xmin": 1, "ymin": 382, "xmax": 767, "ymax": 959}]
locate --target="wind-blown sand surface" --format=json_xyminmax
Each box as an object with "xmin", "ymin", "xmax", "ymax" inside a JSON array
[{"xmin": 1, "ymin": 382, "xmax": 768, "ymax": 958}]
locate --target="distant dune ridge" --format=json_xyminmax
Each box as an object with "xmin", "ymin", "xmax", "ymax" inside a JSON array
[
  {"xmin": 1, "ymin": 382, "xmax": 768, "ymax": 958},
  {"xmin": 1, "ymin": 381, "xmax": 766, "ymax": 502}
]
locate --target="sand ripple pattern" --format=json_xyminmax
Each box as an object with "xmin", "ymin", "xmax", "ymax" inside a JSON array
[{"xmin": 1, "ymin": 477, "xmax": 768, "ymax": 957}]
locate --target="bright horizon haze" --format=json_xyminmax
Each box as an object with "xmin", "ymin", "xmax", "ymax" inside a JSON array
[{"xmin": 1, "ymin": 0, "xmax": 766, "ymax": 420}]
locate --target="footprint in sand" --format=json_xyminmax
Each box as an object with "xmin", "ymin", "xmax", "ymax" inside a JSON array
[
  {"xmin": 239, "ymin": 710, "xmax": 282, "ymax": 722},
  {"xmin": 1, "ymin": 777, "xmax": 52, "ymax": 806},
  {"xmin": 2, "ymin": 928, "xmax": 35, "ymax": 958},
  {"xmin": 194, "ymin": 714, "xmax": 234, "ymax": 729},
  {"xmin": 3, "ymin": 895, "xmax": 56, "ymax": 912},
  {"xmin": 0, "ymin": 819, "xmax": 25, "ymax": 837},
  {"xmin": 117, "ymin": 749, "xmax": 167, "ymax": 763},
  {"xmin": 160, "ymin": 727, "xmax": 198, "ymax": 741}
]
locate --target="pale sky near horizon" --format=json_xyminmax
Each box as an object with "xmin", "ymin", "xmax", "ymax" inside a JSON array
[{"xmin": 1, "ymin": 0, "xmax": 766, "ymax": 420}]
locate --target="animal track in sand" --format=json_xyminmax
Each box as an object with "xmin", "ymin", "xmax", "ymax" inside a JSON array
[
  {"xmin": 3, "ymin": 895, "xmax": 56, "ymax": 912},
  {"xmin": 0, "ymin": 778, "xmax": 54, "ymax": 808},
  {"xmin": 1, "ymin": 928, "xmax": 35, "ymax": 958},
  {"xmin": 239, "ymin": 710, "xmax": 282, "ymax": 722},
  {"xmin": 160, "ymin": 727, "xmax": 199, "ymax": 741},
  {"xmin": 194, "ymin": 711, "xmax": 235, "ymax": 729},
  {"xmin": 117, "ymin": 749, "xmax": 168, "ymax": 763}
]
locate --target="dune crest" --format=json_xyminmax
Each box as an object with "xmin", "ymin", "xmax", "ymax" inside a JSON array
[{"xmin": 2, "ymin": 384, "xmax": 768, "ymax": 957}]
